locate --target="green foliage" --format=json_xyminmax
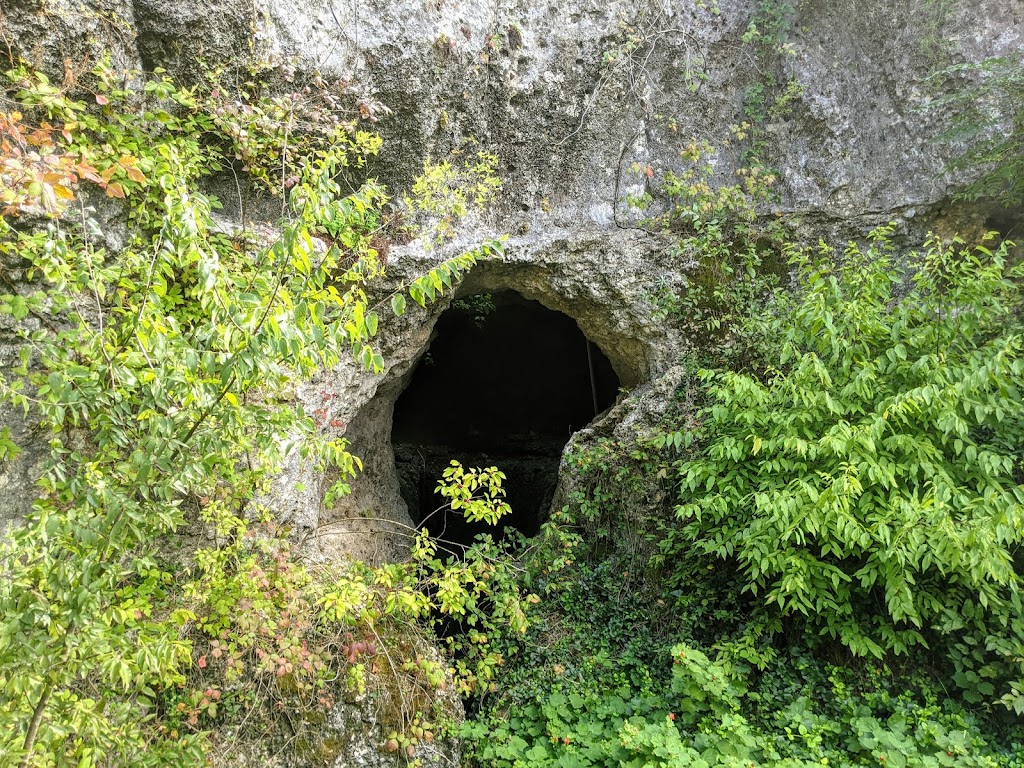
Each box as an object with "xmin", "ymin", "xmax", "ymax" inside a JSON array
[
  {"xmin": 461, "ymin": 554, "xmax": 690, "ymax": 768},
  {"xmin": 459, "ymin": 217, "xmax": 1024, "ymax": 768},
  {"xmin": 433, "ymin": 461, "xmax": 512, "ymax": 526},
  {"xmin": 463, "ymin": 546, "xmax": 1023, "ymax": 768},
  {"xmin": 0, "ymin": 425, "xmax": 21, "ymax": 460},
  {"xmin": 157, "ymin": 460, "xmax": 529, "ymax": 759},
  {"xmin": 733, "ymin": 0, "xmax": 804, "ymax": 166},
  {"xmin": 452, "ymin": 292, "xmax": 496, "ymax": 325},
  {"xmin": 411, "ymin": 462, "xmax": 535, "ymax": 696},
  {"xmin": 454, "ymin": 39, "xmax": 1024, "ymax": 764},
  {"xmin": 666, "ymin": 225, "xmax": 1024, "ymax": 661},
  {"xmin": 4, "ymin": 27, "xmax": 1024, "ymax": 768},
  {"xmin": 634, "ymin": 138, "xmax": 787, "ymax": 368},
  {"xmin": 403, "ymin": 145, "xmax": 502, "ymax": 243},
  {"xmin": 918, "ymin": 0, "xmax": 957, "ymax": 66},
  {"xmin": 561, "ymin": 431, "xmax": 675, "ymax": 561},
  {"xmin": 0, "ymin": 59, "xmax": 502, "ymax": 765},
  {"xmin": 642, "ymin": 137, "xmax": 781, "ymax": 242},
  {"xmin": 741, "ymin": 0, "xmax": 797, "ymax": 55}
]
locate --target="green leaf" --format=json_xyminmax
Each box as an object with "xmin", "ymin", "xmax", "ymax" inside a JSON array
[
  {"xmin": 391, "ymin": 293, "xmax": 406, "ymax": 316},
  {"xmin": 410, "ymin": 284, "xmax": 426, "ymax": 308}
]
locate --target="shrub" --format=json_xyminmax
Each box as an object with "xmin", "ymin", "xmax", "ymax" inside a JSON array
[
  {"xmin": 666, "ymin": 226, "xmax": 1024, "ymax": 661},
  {"xmin": 0, "ymin": 59, "xmax": 501, "ymax": 765}
]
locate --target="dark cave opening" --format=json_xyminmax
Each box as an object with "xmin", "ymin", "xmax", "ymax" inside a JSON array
[{"xmin": 391, "ymin": 291, "xmax": 620, "ymax": 552}]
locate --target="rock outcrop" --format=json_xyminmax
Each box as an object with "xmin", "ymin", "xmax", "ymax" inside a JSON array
[{"xmin": 4, "ymin": 0, "xmax": 1020, "ymax": 609}]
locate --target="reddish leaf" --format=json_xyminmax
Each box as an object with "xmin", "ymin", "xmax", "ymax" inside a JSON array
[
  {"xmin": 105, "ymin": 182, "xmax": 126, "ymax": 199},
  {"xmin": 95, "ymin": 94, "xmax": 109, "ymax": 105},
  {"xmin": 77, "ymin": 164, "xmax": 103, "ymax": 184}
]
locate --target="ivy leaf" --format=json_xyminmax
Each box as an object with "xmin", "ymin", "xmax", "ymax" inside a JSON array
[{"xmin": 124, "ymin": 166, "xmax": 146, "ymax": 184}]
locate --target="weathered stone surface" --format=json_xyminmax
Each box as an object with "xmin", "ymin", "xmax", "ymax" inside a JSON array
[
  {"xmin": 131, "ymin": 0, "xmax": 257, "ymax": 76},
  {"xmin": 1, "ymin": 0, "xmax": 141, "ymax": 78},
  {"xmin": 18, "ymin": 0, "xmax": 999, "ymax": 231},
  {"xmin": 143, "ymin": 0, "xmax": 1015, "ymax": 567},
  {"xmin": 236, "ymin": 0, "xmax": 1020, "ymax": 221}
]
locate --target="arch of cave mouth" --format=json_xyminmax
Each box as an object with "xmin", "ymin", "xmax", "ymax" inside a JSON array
[{"xmin": 391, "ymin": 290, "xmax": 619, "ymax": 552}]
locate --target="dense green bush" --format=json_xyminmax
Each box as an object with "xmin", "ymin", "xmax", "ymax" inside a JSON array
[
  {"xmin": 663, "ymin": 226, "xmax": 1024, "ymax": 661},
  {"xmin": 464, "ymin": 546, "xmax": 1024, "ymax": 768},
  {"xmin": 461, "ymin": 221, "xmax": 1024, "ymax": 767}
]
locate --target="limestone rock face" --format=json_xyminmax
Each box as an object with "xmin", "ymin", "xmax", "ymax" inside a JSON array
[
  {"xmin": 3, "ymin": 0, "xmax": 1020, "ymax": 596},
  {"xmin": 13, "ymin": 0, "xmax": 1016, "ymax": 221},
  {"xmin": 1, "ymin": 0, "xmax": 140, "ymax": 78},
  {"xmin": 246, "ymin": 0, "xmax": 1017, "ymax": 220}
]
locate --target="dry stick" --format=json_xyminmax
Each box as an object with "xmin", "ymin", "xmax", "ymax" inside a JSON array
[
  {"xmin": 555, "ymin": 66, "xmax": 614, "ymax": 148},
  {"xmin": 316, "ymin": 520, "xmax": 466, "ymax": 562},
  {"xmin": 612, "ymin": 127, "xmax": 655, "ymax": 233},
  {"xmin": 314, "ymin": 517, "xmax": 526, "ymax": 571},
  {"xmin": 229, "ymin": 160, "xmax": 247, "ymax": 231},
  {"xmin": 586, "ymin": 338, "xmax": 599, "ymax": 417},
  {"xmin": 280, "ymin": 111, "xmax": 293, "ymax": 220}
]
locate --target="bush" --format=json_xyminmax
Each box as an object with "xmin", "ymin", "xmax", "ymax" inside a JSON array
[
  {"xmin": 666, "ymin": 225, "xmax": 1024, "ymax": 661},
  {"xmin": 0, "ymin": 60, "xmax": 502, "ymax": 765}
]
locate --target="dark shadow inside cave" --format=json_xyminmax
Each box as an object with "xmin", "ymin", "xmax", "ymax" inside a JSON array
[{"xmin": 391, "ymin": 291, "xmax": 620, "ymax": 553}]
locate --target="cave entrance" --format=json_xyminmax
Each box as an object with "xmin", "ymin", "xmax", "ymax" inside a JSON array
[{"xmin": 391, "ymin": 291, "xmax": 619, "ymax": 552}]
